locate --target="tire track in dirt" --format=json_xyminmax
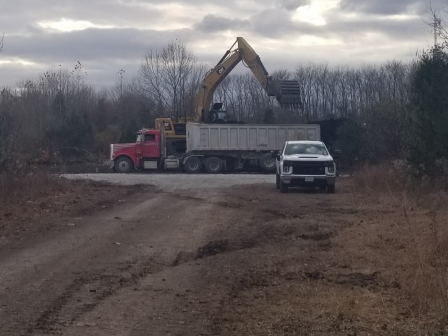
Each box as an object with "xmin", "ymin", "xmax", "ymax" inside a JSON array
[
  {"xmin": 0, "ymin": 188, "xmax": 229, "ymax": 336},
  {"xmin": 162, "ymin": 182, "xmax": 370, "ymax": 335},
  {"xmin": 27, "ymin": 258, "xmax": 166, "ymax": 335},
  {"xmin": 28, "ymin": 234, "xmax": 262, "ymax": 335},
  {"xmin": 176, "ymin": 181, "xmax": 412, "ymax": 336}
]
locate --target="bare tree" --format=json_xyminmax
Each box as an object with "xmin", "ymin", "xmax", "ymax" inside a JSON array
[
  {"xmin": 0, "ymin": 34, "xmax": 3, "ymax": 53},
  {"xmin": 133, "ymin": 40, "xmax": 206, "ymax": 120}
]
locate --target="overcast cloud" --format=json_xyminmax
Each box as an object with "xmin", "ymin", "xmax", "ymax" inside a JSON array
[
  {"xmin": 339, "ymin": 0, "xmax": 426, "ymax": 15},
  {"xmin": 0, "ymin": 0, "xmax": 444, "ymax": 89}
]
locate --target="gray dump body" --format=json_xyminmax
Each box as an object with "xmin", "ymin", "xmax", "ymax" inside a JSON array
[{"xmin": 186, "ymin": 122, "xmax": 320, "ymax": 152}]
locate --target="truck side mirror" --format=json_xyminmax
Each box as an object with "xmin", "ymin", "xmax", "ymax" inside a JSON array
[
  {"xmin": 332, "ymin": 149, "xmax": 342, "ymax": 159},
  {"xmin": 271, "ymin": 151, "xmax": 281, "ymax": 161}
]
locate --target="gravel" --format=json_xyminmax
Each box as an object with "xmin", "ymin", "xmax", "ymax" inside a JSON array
[{"xmin": 62, "ymin": 173, "xmax": 274, "ymax": 191}]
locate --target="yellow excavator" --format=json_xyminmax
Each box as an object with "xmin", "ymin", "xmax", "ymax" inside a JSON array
[{"xmin": 155, "ymin": 37, "xmax": 301, "ymax": 152}]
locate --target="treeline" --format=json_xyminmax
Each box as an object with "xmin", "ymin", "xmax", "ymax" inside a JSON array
[
  {"xmin": 215, "ymin": 61, "xmax": 410, "ymax": 123},
  {"xmin": 0, "ymin": 40, "xmax": 447, "ymax": 177},
  {"xmin": 0, "ymin": 62, "xmax": 155, "ymax": 166}
]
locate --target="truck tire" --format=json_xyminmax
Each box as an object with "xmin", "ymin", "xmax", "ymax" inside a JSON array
[
  {"xmin": 184, "ymin": 157, "xmax": 202, "ymax": 174},
  {"xmin": 327, "ymin": 184, "xmax": 335, "ymax": 193},
  {"xmin": 259, "ymin": 153, "xmax": 276, "ymax": 173},
  {"xmin": 279, "ymin": 178, "xmax": 288, "ymax": 193},
  {"xmin": 115, "ymin": 157, "xmax": 133, "ymax": 174},
  {"xmin": 205, "ymin": 157, "xmax": 223, "ymax": 174}
]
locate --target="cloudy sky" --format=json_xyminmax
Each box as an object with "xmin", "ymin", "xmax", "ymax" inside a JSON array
[{"xmin": 0, "ymin": 0, "xmax": 443, "ymax": 90}]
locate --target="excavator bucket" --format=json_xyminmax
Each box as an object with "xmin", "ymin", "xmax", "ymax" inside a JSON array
[{"xmin": 274, "ymin": 79, "xmax": 302, "ymax": 109}]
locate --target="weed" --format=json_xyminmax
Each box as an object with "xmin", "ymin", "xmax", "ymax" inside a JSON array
[{"xmin": 0, "ymin": 167, "xmax": 66, "ymax": 206}]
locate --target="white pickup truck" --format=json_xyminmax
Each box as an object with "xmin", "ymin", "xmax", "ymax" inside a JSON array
[{"xmin": 274, "ymin": 140, "xmax": 336, "ymax": 193}]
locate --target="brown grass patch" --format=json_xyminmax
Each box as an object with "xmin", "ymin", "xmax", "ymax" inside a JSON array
[
  {"xmin": 352, "ymin": 164, "xmax": 448, "ymax": 324},
  {"xmin": 200, "ymin": 168, "xmax": 448, "ymax": 335},
  {"xmin": 0, "ymin": 168, "xmax": 68, "ymax": 206},
  {"xmin": 0, "ymin": 167, "xmax": 146, "ymax": 243},
  {"xmin": 351, "ymin": 163, "xmax": 406, "ymax": 195}
]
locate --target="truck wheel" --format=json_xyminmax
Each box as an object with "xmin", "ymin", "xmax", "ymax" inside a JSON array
[
  {"xmin": 279, "ymin": 179, "xmax": 288, "ymax": 193},
  {"xmin": 275, "ymin": 173, "xmax": 280, "ymax": 189},
  {"xmin": 115, "ymin": 157, "xmax": 133, "ymax": 174},
  {"xmin": 184, "ymin": 157, "xmax": 202, "ymax": 174},
  {"xmin": 259, "ymin": 153, "xmax": 276, "ymax": 173},
  {"xmin": 327, "ymin": 184, "xmax": 336, "ymax": 193},
  {"xmin": 205, "ymin": 157, "xmax": 223, "ymax": 174}
]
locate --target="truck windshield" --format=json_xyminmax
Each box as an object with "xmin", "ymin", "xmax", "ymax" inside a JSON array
[
  {"xmin": 136, "ymin": 134, "xmax": 142, "ymax": 142},
  {"xmin": 284, "ymin": 143, "xmax": 328, "ymax": 155}
]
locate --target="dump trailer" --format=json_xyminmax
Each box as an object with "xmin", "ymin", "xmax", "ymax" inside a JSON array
[
  {"xmin": 182, "ymin": 122, "xmax": 320, "ymax": 173},
  {"xmin": 110, "ymin": 122, "xmax": 320, "ymax": 174}
]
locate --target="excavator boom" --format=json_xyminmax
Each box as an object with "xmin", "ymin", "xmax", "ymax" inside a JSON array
[{"xmin": 196, "ymin": 37, "xmax": 302, "ymax": 123}]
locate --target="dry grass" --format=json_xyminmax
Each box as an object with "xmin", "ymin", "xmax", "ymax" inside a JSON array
[
  {"xmin": 0, "ymin": 168, "xmax": 146, "ymax": 245},
  {"xmin": 352, "ymin": 162, "xmax": 448, "ymax": 195},
  {"xmin": 351, "ymin": 163, "xmax": 404, "ymax": 195},
  {"xmin": 202, "ymin": 167, "xmax": 448, "ymax": 335},
  {"xmin": 352, "ymin": 164, "xmax": 448, "ymax": 330},
  {"xmin": 0, "ymin": 167, "xmax": 67, "ymax": 206}
]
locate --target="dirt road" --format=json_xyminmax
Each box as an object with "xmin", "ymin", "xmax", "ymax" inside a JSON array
[{"xmin": 0, "ymin": 174, "xmax": 441, "ymax": 335}]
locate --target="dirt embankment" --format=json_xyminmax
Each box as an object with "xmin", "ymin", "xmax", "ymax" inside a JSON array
[
  {"xmin": 0, "ymin": 178, "xmax": 146, "ymax": 247},
  {"xmin": 0, "ymin": 175, "xmax": 447, "ymax": 335}
]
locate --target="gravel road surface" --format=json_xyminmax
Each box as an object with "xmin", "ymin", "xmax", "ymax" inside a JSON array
[{"xmin": 62, "ymin": 173, "xmax": 274, "ymax": 191}]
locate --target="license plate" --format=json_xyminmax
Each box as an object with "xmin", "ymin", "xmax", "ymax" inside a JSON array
[{"xmin": 305, "ymin": 177, "xmax": 314, "ymax": 182}]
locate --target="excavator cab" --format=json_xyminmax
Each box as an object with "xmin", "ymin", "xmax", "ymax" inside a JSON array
[{"xmin": 209, "ymin": 103, "xmax": 228, "ymax": 123}]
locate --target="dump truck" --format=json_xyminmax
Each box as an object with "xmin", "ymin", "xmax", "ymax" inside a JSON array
[
  {"xmin": 110, "ymin": 122, "xmax": 320, "ymax": 174},
  {"xmin": 152, "ymin": 36, "xmax": 302, "ymax": 153},
  {"xmin": 110, "ymin": 36, "xmax": 305, "ymax": 174}
]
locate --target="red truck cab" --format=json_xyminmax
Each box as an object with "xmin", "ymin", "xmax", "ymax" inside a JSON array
[{"xmin": 110, "ymin": 129, "xmax": 164, "ymax": 173}]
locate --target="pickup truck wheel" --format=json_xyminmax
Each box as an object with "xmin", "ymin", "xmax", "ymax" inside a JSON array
[
  {"xmin": 205, "ymin": 157, "xmax": 223, "ymax": 174},
  {"xmin": 184, "ymin": 157, "xmax": 202, "ymax": 174},
  {"xmin": 259, "ymin": 153, "xmax": 276, "ymax": 173},
  {"xmin": 115, "ymin": 157, "xmax": 133, "ymax": 174},
  {"xmin": 327, "ymin": 184, "xmax": 336, "ymax": 193},
  {"xmin": 279, "ymin": 178, "xmax": 288, "ymax": 193},
  {"xmin": 275, "ymin": 173, "xmax": 280, "ymax": 189}
]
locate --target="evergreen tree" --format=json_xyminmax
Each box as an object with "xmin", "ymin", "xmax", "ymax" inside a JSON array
[{"xmin": 408, "ymin": 47, "xmax": 448, "ymax": 175}]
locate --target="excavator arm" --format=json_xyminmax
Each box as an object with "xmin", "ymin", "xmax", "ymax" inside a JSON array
[{"xmin": 196, "ymin": 37, "xmax": 302, "ymax": 123}]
